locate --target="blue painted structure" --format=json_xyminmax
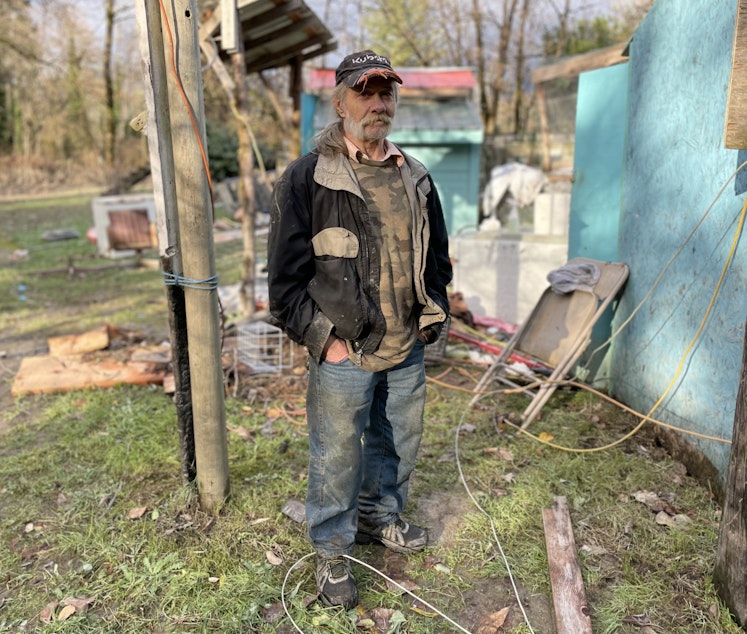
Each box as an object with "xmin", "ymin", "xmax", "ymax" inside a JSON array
[
  {"xmin": 569, "ymin": 63, "xmax": 629, "ymax": 263},
  {"xmin": 570, "ymin": 0, "xmax": 745, "ymax": 484},
  {"xmin": 569, "ymin": 63, "xmax": 630, "ymax": 378}
]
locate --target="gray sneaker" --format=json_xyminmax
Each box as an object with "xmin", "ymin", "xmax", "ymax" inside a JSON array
[
  {"xmin": 356, "ymin": 517, "xmax": 428, "ymax": 554},
  {"xmin": 315, "ymin": 555, "xmax": 358, "ymax": 609}
]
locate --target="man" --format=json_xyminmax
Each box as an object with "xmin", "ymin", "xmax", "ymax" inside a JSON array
[{"xmin": 267, "ymin": 50, "xmax": 452, "ymax": 609}]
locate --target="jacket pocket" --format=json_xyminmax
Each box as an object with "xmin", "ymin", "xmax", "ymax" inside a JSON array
[
  {"xmin": 308, "ymin": 243, "xmax": 367, "ymax": 341},
  {"xmin": 311, "ymin": 227, "xmax": 359, "ymax": 258}
]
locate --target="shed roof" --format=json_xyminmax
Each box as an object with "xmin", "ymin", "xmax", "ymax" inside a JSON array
[
  {"xmin": 200, "ymin": 0, "xmax": 337, "ymax": 74},
  {"xmin": 307, "ymin": 67, "xmax": 478, "ymax": 97}
]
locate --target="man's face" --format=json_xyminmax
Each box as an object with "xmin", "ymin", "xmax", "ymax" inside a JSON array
[{"xmin": 339, "ymin": 76, "xmax": 397, "ymax": 145}]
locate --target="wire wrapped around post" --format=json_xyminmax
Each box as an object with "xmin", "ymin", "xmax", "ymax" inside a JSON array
[{"xmin": 162, "ymin": 272, "xmax": 219, "ymax": 291}]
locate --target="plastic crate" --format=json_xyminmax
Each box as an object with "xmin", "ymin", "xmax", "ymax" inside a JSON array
[{"xmin": 237, "ymin": 321, "xmax": 294, "ymax": 373}]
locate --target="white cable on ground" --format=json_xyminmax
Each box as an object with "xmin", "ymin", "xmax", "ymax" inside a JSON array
[
  {"xmin": 454, "ymin": 394, "xmax": 537, "ymax": 634},
  {"xmin": 281, "ymin": 551, "xmax": 475, "ymax": 633}
]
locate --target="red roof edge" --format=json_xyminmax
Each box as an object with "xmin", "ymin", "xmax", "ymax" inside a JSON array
[{"xmin": 306, "ymin": 67, "xmax": 477, "ymax": 92}]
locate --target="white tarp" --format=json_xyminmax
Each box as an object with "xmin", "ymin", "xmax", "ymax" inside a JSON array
[{"xmin": 481, "ymin": 162, "xmax": 547, "ymax": 220}]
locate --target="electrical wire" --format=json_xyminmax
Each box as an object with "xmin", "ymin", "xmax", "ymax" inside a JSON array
[
  {"xmin": 454, "ymin": 403, "xmax": 537, "ymax": 634},
  {"xmin": 157, "ymin": 0, "xmax": 215, "ymax": 203},
  {"xmin": 460, "ymin": 166, "xmax": 747, "ymax": 454},
  {"xmin": 512, "ymin": 189, "xmax": 747, "ymax": 454},
  {"xmin": 278, "ymin": 384, "xmax": 540, "ymax": 632},
  {"xmin": 581, "ymin": 158, "xmax": 747, "ymax": 372},
  {"xmin": 431, "ymin": 366, "xmax": 732, "ymax": 446},
  {"xmin": 277, "ymin": 50, "xmax": 747, "ymax": 634}
]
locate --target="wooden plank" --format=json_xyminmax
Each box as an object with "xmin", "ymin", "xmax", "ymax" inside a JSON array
[
  {"xmin": 725, "ymin": 0, "xmax": 747, "ymax": 149},
  {"xmin": 713, "ymin": 315, "xmax": 747, "ymax": 626},
  {"xmin": 47, "ymin": 326, "xmax": 109, "ymax": 356},
  {"xmin": 542, "ymin": 496, "xmax": 594, "ymax": 634},
  {"xmin": 531, "ymin": 43, "xmax": 628, "ymax": 85},
  {"xmin": 11, "ymin": 355, "xmax": 166, "ymax": 396}
]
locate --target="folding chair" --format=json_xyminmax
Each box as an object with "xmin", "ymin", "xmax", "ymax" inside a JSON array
[{"xmin": 470, "ymin": 258, "xmax": 629, "ymax": 428}]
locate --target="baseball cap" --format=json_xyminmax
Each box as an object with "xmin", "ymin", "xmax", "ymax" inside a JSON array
[{"xmin": 335, "ymin": 50, "xmax": 403, "ymax": 88}]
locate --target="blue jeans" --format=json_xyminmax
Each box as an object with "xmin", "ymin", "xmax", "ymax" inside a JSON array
[{"xmin": 305, "ymin": 340, "xmax": 426, "ymax": 557}]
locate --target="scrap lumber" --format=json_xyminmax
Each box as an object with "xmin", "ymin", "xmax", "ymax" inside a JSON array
[
  {"xmin": 725, "ymin": 0, "xmax": 747, "ymax": 149},
  {"xmin": 542, "ymin": 495, "xmax": 593, "ymax": 634},
  {"xmin": 47, "ymin": 326, "xmax": 110, "ymax": 356},
  {"xmin": 11, "ymin": 355, "xmax": 166, "ymax": 396}
]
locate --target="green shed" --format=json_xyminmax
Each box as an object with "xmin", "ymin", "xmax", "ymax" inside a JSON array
[{"xmin": 301, "ymin": 67, "xmax": 484, "ymax": 236}]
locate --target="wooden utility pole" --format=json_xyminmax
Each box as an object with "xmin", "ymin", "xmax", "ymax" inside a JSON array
[
  {"xmin": 135, "ymin": 0, "xmax": 229, "ymax": 513},
  {"xmin": 134, "ymin": 0, "xmax": 195, "ymax": 484},
  {"xmin": 713, "ymin": 316, "xmax": 747, "ymax": 627}
]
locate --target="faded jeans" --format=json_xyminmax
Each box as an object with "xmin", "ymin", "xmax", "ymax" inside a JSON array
[{"xmin": 305, "ymin": 340, "xmax": 426, "ymax": 557}]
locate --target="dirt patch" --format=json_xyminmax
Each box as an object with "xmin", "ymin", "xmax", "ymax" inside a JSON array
[
  {"xmin": 419, "ymin": 490, "xmax": 557, "ymax": 633},
  {"xmin": 419, "ymin": 490, "xmax": 473, "ymax": 548}
]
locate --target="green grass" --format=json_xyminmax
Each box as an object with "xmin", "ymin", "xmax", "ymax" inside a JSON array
[
  {"xmin": 0, "ymin": 193, "xmax": 743, "ymax": 633},
  {"xmin": 0, "ymin": 193, "xmax": 244, "ymax": 340},
  {"xmin": 2, "ymin": 383, "xmax": 737, "ymax": 633}
]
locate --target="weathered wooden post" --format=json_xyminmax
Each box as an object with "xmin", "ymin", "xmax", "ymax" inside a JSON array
[
  {"xmin": 134, "ymin": 0, "xmax": 196, "ymax": 484},
  {"xmin": 716, "ymin": 4, "xmax": 747, "ymax": 624},
  {"xmin": 713, "ymin": 317, "xmax": 747, "ymax": 627},
  {"xmin": 134, "ymin": 0, "xmax": 229, "ymax": 513}
]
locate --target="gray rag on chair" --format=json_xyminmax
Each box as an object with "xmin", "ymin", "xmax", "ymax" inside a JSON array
[{"xmin": 547, "ymin": 262, "xmax": 601, "ymax": 294}]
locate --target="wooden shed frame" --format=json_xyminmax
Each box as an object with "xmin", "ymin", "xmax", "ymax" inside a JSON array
[{"xmin": 531, "ymin": 43, "xmax": 630, "ymax": 172}]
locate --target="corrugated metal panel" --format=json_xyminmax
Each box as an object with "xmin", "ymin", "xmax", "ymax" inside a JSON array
[{"xmin": 312, "ymin": 96, "xmax": 482, "ymax": 133}]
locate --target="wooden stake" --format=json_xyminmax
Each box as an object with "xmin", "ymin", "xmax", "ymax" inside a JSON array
[{"xmin": 542, "ymin": 496, "xmax": 593, "ymax": 634}]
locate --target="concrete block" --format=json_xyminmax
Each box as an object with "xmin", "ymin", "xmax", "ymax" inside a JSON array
[
  {"xmin": 452, "ymin": 232, "xmax": 567, "ymax": 325},
  {"xmin": 534, "ymin": 192, "xmax": 571, "ymax": 236}
]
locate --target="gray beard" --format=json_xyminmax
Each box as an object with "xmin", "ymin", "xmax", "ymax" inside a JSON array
[{"xmin": 344, "ymin": 115, "xmax": 392, "ymax": 144}]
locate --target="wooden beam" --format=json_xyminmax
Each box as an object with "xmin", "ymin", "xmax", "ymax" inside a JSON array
[
  {"xmin": 531, "ymin": 43, "xmax": 629, "ymax": 85},
  {"xmin": 11, "ymin": 355, "xmax": 167, "ymax": 396},
  {"xmin": 48, "ymin": 326, "xmax": 109, "ymax": 356},
  {"xmin": 244, "ymin": 35, "xmax": 331, "ymax": 73},
  {"xmin": 725, "ymin": 0, "xmax": 747, "ymax": 149},
  {"xmin": 542, "ymin": 496, "xmax": 594, "ymax": 634},
  {"xmin": 237, "ymin": 0, "xmax": 302, "ymax": 22},
  {"xmin": 244, "ymin": 15, "xmax": 320, "ymax": 49},
  {"xmin": 713, "ymin": 314, "xmax": 747, "ymax": 626},
  {"xmin": 200, "ymin": 35, "xmax": 236, "ymax": 92},
  {"xmin": 535, "ymin": 83, "xmax": 552, "ymax": 172}
]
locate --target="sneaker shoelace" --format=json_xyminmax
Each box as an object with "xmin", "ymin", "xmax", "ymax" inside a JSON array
[{"xmin": 327, "ymin": 559, "xmax": 349, "ymax": 582}]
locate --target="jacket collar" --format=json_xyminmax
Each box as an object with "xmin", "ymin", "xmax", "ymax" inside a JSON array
[{"xmin": 314, "ymin": 145, "xmax": 429, "ymax": 193}]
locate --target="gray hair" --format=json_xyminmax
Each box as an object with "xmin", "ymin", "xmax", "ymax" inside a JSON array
[{"xmin": 313, "ymin": 81, "xmax": 400, "ymax": 157}]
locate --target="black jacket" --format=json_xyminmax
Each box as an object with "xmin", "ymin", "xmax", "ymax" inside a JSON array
[{"xmin": 267, "ymin": 147, "xmax": 452, "ymax": 363}]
